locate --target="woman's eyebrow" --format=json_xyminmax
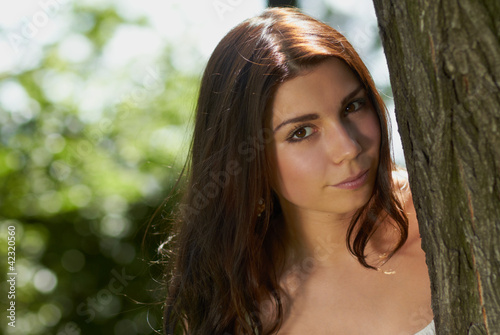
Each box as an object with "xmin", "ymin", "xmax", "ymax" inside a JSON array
[
  {"xmin": 273, "ymin": 113, "xmax": 319, "ymax": 133},
  {"xmin": 272, "ymin": 85, "xmax": 365, "ymax": 133},
  {"xmin": 341, "ymin": 85, "xmax": 365, "ymax": 106}
]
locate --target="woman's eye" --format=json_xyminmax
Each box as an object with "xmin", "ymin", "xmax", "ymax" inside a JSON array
[
  {"xmin": 345, "ymin": 98, "xmax": 366, "ymax": 114},
  {"xmin": 289, "ymin": 126, "xmax": 314, "ymax": 141}
]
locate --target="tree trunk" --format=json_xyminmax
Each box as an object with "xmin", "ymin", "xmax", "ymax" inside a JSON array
[
  {"xmin": 371, "ymin": 0, "xmax": 500, "ymax": 333},
  {"xmin": 267, "ymin": 0, "xmax": 297, "ymax": 8}
]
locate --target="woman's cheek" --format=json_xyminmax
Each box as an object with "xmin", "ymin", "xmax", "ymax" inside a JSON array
[
  {"xmin": 364, "ymin": 111, "xmax": 381, "ymax": 150},
  {"xmin": 275, "ymin": 146, "xmax": 319, "ymax": 198}
]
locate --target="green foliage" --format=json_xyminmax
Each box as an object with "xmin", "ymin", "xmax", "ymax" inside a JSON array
[{"xmin": 0, "ymin": 3, "xmax": 198, "ymax": 334}]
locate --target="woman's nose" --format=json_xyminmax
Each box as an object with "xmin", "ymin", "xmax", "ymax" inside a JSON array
[{"xmin": 328, "ymin": 122, "xmax": 362, "ymax": 164}]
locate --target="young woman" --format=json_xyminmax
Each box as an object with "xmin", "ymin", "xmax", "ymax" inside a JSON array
[{"xmin": 162, "ymin": 7, "xmax": 435, "ymax": 335}]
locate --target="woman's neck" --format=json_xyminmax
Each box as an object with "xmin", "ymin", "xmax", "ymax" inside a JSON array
[
  {"xmin": 278, "ymin": 199, "xmax": 398, "ymax": 271},
  {"xmin": 279, "ymin": 201, "xmax": 354, "ymax": 266}
]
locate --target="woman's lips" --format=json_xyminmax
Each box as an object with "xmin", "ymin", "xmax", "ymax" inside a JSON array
[{"xmin": 332, "ymin": 169, "xmax": 369, "ymax": 190}]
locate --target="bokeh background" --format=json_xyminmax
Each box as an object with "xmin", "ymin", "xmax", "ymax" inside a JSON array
[{"xmin": 0, "ymin": 0, "xmax": 402, "ymax": 334}]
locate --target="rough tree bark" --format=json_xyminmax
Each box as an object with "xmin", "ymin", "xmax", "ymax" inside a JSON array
[
  {"xmin": 267, "ymin": 0, "xmax": 297, "ymax": 8},
  {"xmin": 372, "ymin": 0, "xmax": 500, "ymax": 334}
]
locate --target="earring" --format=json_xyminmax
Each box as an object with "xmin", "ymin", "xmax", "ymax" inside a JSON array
[{"xmin": 257, "ymin": 198, "xmax": 265, "ymax": 217}]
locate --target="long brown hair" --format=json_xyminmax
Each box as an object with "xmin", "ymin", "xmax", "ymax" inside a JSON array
[{"xmin": 163, "ymin": 7, "xmax": 408, "ymax": 334}]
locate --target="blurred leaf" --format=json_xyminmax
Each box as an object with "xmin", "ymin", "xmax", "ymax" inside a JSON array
[{"xmin": 0, "ymin": 4, "xmax": 197, "ymax": 335}]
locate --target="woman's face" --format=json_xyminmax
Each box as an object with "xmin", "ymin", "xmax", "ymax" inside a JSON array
[{"xmin": 269, "ymin": 58, "xmax": 381, "ymax": 219}]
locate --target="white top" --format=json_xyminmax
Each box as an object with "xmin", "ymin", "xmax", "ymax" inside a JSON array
[{"xmin": 414, "ymin": 320, "xmax": 436, "ymax": 335}]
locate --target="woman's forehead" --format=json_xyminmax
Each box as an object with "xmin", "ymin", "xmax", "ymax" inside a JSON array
[{"xmin": 270, "ymin": 59, "xmax": 362, "ymax": 124}]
